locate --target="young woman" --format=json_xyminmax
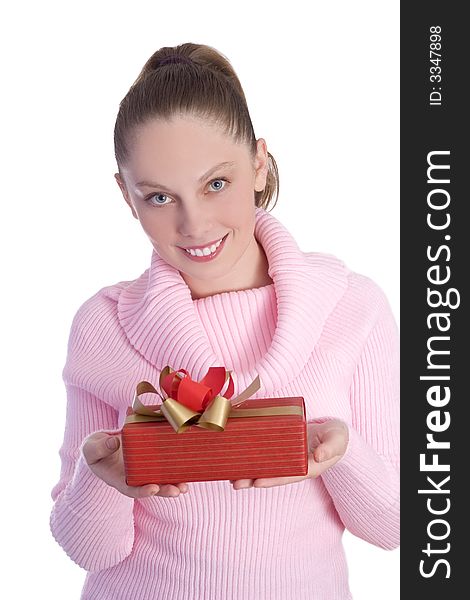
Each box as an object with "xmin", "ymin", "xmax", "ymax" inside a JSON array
[{"xmin": 50, "ymin": 42, "xmax": 399, "ymax": 600}]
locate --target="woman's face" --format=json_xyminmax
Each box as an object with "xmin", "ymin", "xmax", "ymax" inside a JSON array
[{"xmin": 115, "ymin": 115, "xmax": 269, "ymax": 294}]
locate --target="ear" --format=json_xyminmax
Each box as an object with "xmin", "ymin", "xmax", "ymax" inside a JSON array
[
  {"xmin": 253, "ymin": 138, "xmax": 269, "ymax": 193},
  {"xmin": 115, "ymin": 172, "xmax": 138, "ymax": 220}
]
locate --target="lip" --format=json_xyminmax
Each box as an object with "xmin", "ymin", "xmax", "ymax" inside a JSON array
[
  {"xmin": 179, "ymin": 236, "xmax": 227, "ymax": 251},
  {"xmin": 179, "ymin": 233, "xmax": 229, "ymax": 262}
]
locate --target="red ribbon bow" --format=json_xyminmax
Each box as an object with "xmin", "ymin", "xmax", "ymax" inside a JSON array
[{"xmin": 160, "ymin": 367, "xmax": 235, "ymax": 412}]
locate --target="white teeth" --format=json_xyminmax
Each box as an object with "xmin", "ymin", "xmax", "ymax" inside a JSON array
[{"xmin": 184, "ymin": 237, "xmax": 224, "ymax": 257}]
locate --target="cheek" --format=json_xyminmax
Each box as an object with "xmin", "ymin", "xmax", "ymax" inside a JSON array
[
  {"xmin": 221, "ymin": 185, "xmax": 256, "ymax": 222},
  {"xmin": 219, "ymin": 204, "xmax": 253, "ymax": 235},
  {"xmin": 139, "ymin": 215, "xmax": 169, "ymax": 245}
]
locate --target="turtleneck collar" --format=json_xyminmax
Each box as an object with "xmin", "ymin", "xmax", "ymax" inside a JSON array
[{"xmin": 117, "ymin": 207, "xmax": 348, "ymax": 395}]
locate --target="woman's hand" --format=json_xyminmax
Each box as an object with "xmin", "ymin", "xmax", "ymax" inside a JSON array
[
  {"xmin": 82, "ymin": 432, "xmax": 189, "ymax": 499},
  {"xmin": 230, "ymin": 419, "xmax": 349, "ymax": 490}
]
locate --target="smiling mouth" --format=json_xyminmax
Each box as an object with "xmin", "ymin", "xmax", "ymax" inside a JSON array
[
  {"xmin": 179, "ymin": 233, "xmax": 229, "ymax": 261},
  {"xmin": 182, "ymin": 233, "xmax": 228, "ymax": 255}
]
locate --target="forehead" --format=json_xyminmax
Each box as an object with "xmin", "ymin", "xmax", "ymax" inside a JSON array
[{"xmin": 125, "ymin": 115, "xmax": 250, "ymax": 180}]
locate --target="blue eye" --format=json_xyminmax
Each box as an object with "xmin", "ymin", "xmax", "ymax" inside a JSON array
[
  {"xmin": 209, "ymin": 178, "xmax": 227, "ymax": 191},
  {"xmin": 147, "ymin": 193, "xmax": 170, "ymax": 206}
]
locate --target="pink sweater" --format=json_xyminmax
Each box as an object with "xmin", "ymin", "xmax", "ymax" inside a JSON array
[{"xmin": 50, "ymin": 207, "xmax": 400, "ymax": 600}]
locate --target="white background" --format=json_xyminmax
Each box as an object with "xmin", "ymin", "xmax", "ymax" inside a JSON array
[{"xmin": 1, "ymin": 1, "xmax": 399, "ymax": 598}]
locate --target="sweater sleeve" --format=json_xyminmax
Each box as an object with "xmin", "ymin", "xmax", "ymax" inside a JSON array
[
  {"xmin": 319, "ymin": 293, "xmax": 400, "ymax": 550},
  {"xmin": 49, "ymin": 297, "xmax": 135, "ymax": 572},
  {"xmin": 50, "ymin": 385, "xmax": 135, "ymax": 571}
]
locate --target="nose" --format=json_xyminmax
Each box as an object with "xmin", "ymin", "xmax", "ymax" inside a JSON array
[{"xmin": 177, "ymin": 202, "xmax": 213, "ymax": 241}]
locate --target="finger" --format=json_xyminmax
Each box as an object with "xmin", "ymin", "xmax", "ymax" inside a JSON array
[
  {"xmin": 132, "ymin": 483, "xmax": 161, "ymax": 498},
  {"xmin": 306, "ymin": 424, "xmax": 322, "ymax": 452},
  {"xmin": 251, "ymin": 449, "xmax": 336, "ymax": 486},
  {"xmin": 125, "ymin": 483, "xmax": 183, "ymax": 499},
  {"xmin": 83, "ymin": 434, "xmax": 120, "ymax": 465},
  {"xmin": 313, "ymin": 429, "xmax": 346, "ymax": 463},
  {"xmin": 120, "ymin": 481, "xmax": 190, "ymax": 500},
  {"xmin": 155, "ymin": 483, "xmax": 186, "ymax": 497},
  {"xmin": 106, "ymin": 481, "xmax": 160, "ymax": 499},
  {"xmin": 231, "ymin": 479, "xmax": 254, "ymax": 490}
]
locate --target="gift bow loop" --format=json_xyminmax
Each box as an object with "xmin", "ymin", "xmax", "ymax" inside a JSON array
[
  {"xmin": 159, "ymin": 365, "xmax": 235, "ymax": 412},
  {"xmin": 131, "ymin": 366, "xmax": 260, "ymax": 433}
]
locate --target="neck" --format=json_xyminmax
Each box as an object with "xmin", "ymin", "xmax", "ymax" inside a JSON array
[{"xmin": 181, "ymin": 237, "xmax": 274, "ymax": 300}]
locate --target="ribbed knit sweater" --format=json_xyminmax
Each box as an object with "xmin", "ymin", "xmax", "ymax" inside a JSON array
[{"xmin": 50, "ymin": 207, "xmax": 400, "ymax": 600}]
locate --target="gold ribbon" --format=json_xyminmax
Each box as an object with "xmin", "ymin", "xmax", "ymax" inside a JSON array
[{"xmin": 126, "ymin": 372, "xmax": 303, "ymax": 433}]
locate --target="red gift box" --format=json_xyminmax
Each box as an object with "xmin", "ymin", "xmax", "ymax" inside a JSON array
[
  {"xmin": 121, "ymin": 367, "xmax": 308, "ymax": 485},
  {"xmin": 122, "ymin": 396, "xmax": 308, "ymax": 484}
]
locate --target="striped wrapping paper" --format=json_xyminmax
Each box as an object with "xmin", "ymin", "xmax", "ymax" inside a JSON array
[{"xmin": 122, "ymin": 396, "xmax": 308, "ymax": 485}]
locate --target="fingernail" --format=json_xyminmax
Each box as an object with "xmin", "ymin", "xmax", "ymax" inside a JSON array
[
  {"xmin": 151, "ymin": 487, "xmax": 159, "ymax": 495},
  {"xmin": 106, "ymin": 437, "xmax": 118, "ymax": 450}
]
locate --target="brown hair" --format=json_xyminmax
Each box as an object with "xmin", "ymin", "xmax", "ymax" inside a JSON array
[{"xmin": 114, "ymin": 42, "xmax": 279, "ymax": 211}]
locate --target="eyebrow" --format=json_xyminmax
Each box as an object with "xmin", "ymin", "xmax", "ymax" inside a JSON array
[{"xmin": 135, "ymin": 161, "xmax": 237, "ymax": 190}]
